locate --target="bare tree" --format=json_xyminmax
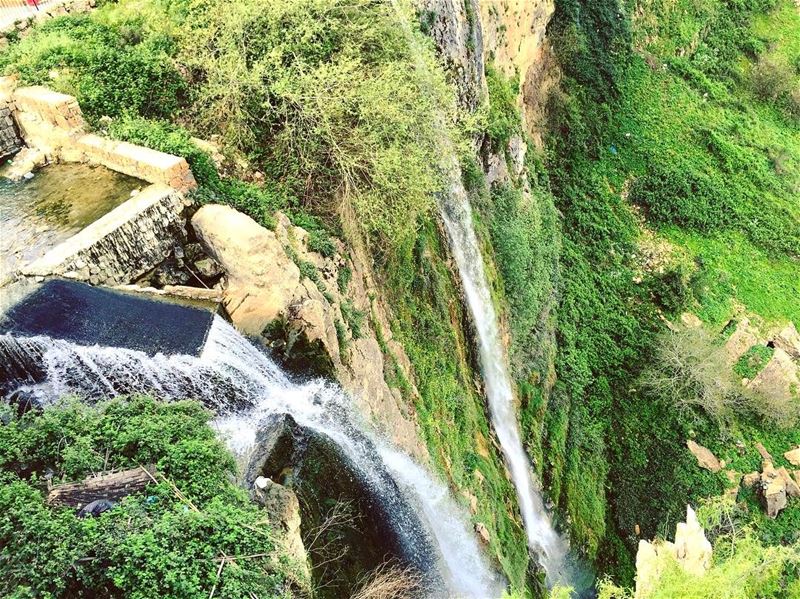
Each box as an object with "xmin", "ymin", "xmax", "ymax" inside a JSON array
[
  {"xmin": 641, "ymin": 327, "xmax": 746, "ymax": 424},
  {"xmin": 351, "ymin": 564, "xmax": 422, "ymax": 599}
]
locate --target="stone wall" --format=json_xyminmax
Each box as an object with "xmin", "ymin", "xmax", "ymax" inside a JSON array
[
  {"xmin": 23, "ymin": 185, "xmax": 190, "ymax": 286},
  {"xmin": 1, "ymin": 81, "xmax": 196, "ymax": 190},
  {"xmin": 0, "ymin": 98, "xmax": 22, "ymax": 161}
]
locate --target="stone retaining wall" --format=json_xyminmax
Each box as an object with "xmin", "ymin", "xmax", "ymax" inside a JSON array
[
  {"xmin": 23, "ymin": 185, "xmax": 190, "ymax": 286},
  {"xmin": 0, "ymin": 98, "xmax": 22, "ymax": 161}
]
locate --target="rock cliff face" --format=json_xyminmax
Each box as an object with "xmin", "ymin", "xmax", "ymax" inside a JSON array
[
  {"xmin": 192, "ymin": 205, "xmax": 426, "ymax": 463},
  {"xmin": 420, "ymin": 0, "xmax": 558, "ymax": 138},
  {"xmin": 420, "ymin": 0, "xmax": 486, "ymax": 110}
]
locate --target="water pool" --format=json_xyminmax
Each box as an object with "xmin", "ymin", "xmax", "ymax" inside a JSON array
[{"xmin": 0, "ymin": 162, "xmax": 144, "ymax": 282}]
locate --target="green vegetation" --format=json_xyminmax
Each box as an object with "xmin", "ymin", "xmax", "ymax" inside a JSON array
[
  {"xmin": 383, "ymin": 220, "xmax": 533, "ymax": 591},
  {"xmin": 485, "ymin": 65, "xmax": 521, "ymax": 151},
  {"xmin": 499, "ymin": 0, "xmax": 800, "ymax": 585},
  {"xmin": 3, "ymin": 0, "xmax": 798, "ymax": 593},
  {"xmin": 0, "ymin": 397, "xmax": 296, "ymax": 598},
  {"xmin": 734, "ymin": 344, "xmax": 775, "ymax": 379}
]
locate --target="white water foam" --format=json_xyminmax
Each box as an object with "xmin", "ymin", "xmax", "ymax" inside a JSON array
[{"xmin": 1, "ymin": 317, "xmax": 501, "ymax": 598}]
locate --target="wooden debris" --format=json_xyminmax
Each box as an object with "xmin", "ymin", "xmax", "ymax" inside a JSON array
[{"xmin": 47, "ymin": 465, "xmax": 156, "ymax": 507}]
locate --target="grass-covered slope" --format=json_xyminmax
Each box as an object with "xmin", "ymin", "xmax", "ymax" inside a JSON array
[{"xmin": 503, "ymin": 0, "xmax": 800, "ymax": 585}]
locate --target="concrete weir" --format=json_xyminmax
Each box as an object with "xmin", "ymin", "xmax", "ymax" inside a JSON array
[
  {"xmin": 1, "ymin": 79, "xmax": 197, "ymax": 286},
  {"xmin": 0, "ymin": 279, "xmax": 216, "ymax": 357}
]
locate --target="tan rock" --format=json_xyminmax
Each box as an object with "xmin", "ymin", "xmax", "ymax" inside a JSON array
[
  {"xmin": 635, "ymin": 506, "xmax": 712, "ymax": 598},
  {"xmin": 756, "ymin": 442, "xmax": 774, "ymax": 462},
  {"xmin": 785, "ymin": 447, "xmax": 800, "ymax": 467},
  {"xmin": 680, "ymin": 312, "xmax": 703, "ymax": 328},
  {"xmin": 724, "ymin": 470, "xmax": 741, "ymax": 487},
  {"xmin": 724, "ymin": 317, "xmax": 760, "ymax": 365},
  {"xmin": 742, "ymin": 471, "xmax": 761, "ymax": 488},
  {"xmin": 253, "ymin": 480, "xmax": 311, "ymax": 591},
  {"xmin": 773, "ymin": 322, "xmax": 800, "ymax": 360},
  {"xmin": 746, "ymin": 348, "xmax": 800, "ymax": 404},
  {"xmin": 687, "ymin": 440, "xmax": 722, "ymax": 472},
  {"xmin": 762, "ymin": 477, "xmax": 787, "ymax": 518},
  {"xmin": 192, "ymin": 204, "xmax": 301, "ymax": 335},
  {"xmin": 475, "ymin": 522, "xmax": 491, "ymax": 544},
  {"xmin": 777, "ymin": 467, "xmax": 800, "ymax": 498}
]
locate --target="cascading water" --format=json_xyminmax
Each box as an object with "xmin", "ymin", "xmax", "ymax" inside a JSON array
[
  {"xmin": 378, "ymin": 0, "xmax": 576, "ymax": 586},
  {"xmin": 439, "ymin": 166, "xmax": 574, "ymax": 588},
  {"xmin": 0, "ymin": 316, "xmax": 502, "ymax": 598}
]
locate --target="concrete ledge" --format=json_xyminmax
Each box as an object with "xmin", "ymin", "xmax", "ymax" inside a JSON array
[{"xmin": 3, "ymin": 80, "xmax": 197, "ymax": 192}]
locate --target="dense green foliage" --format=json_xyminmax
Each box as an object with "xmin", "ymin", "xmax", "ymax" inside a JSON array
[
  {"xmin": 0, "ymin": 0, "xmax": 533, "ymax": 589},
  {"xmin": 177, "ymin": 0, "xmax": 455, "ymax": 250},
  {"xmin": 0, "ymin": 12, "xmax": 184, "ymax": 122},
  {"xmin": 508, "ymin": 0, "xmax": 800, "ymax": 584},
  {"xmin": 0, "ymin": 397, "xmax": 294, "ymax": 598},
  {"xmin": 733, "ymin": 344, "xmax": 775, "ymax": 379}
]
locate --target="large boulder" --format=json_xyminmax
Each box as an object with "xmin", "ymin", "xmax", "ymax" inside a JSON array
[
  {"xmin": 784, "ymin": 447, "xmax": 800, "ymax": 467},
  {"xmin": 723, "ymin": 317, "xmax": 760, "ymax": 365},
  {"xmin": 192, "ymin": 205, "xmax": 301, "ymax": 334},
  {"xmin": 760, "ymin": 461, "xmax": 789, "ymax": 518},
  {"xmin": 746, "ymin": 347, "xmax": 800, "ymax": 403},
  {"xmin": 192, "ymin": 205, "xmax": 427, "ymax": 463}
]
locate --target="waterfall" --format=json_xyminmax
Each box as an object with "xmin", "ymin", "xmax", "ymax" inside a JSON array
[
  {"xmin": 0, "ymin": 317, "xmax": 502, "ymax": 598},
  {"xmin": 439, "ymin": 167, "xmax": 574, "ymax": 587}
]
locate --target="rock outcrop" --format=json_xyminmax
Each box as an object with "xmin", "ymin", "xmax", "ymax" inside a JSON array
[
  {"xmin": 245, "ymin": 414, "xmax": 437, "ymax": 598},
  {"xmin": 723, "ymin": 317, "xmax": 760, "ymax": 365},
  {"xmin": 687, "ymin": 440, "xmax": 722, "ymax": 472},
  {"xmin": 746, "ymin": 347, "xmax": 800, "ymax": 404},
  {"xmin": 251, "ymin": 476, "xmax": 311, "ymax": 596},
  {"xmin": 635, "ymin": 506, "xmax": 712, "ymax": 598},
  {"xmin": 773, "ymin": 322, "xmax": 800, "ymax": 360},
  {"xmin": 421, "ymin": 0, "xmax": 486, "ymax": 110},
  {"xmin": 192, "ymin": 205, "xmax": 426, "ymax": 462},
  {"xmin": 785, "ymin": 447, "xmax": 800, "ymax": 467}
]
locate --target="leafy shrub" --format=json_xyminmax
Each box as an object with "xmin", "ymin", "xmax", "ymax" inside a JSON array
[
  {"xmin": 733, "ymin": 344, "xmax": 774, "ymax": 379},
  {"xmin": 0, "ymin": 397, "xmax": 291, "ymax": 598},
  {"xmin": 0, "ymin": 14, "xmax": 185, "ymax": 123},
  {"xmin": 108, "ymin": 116, "xmax": 220, "ymax": 187},
  {"xmin": 485, "ymin": 65, "xmax": 521, "ymax": 151},
  {"xmin": 340, "ymin": 300, "xmax": 365, "ymax": 339},
  {"xmin": 179, "ymin": 0, "xmax": 455, "ymax": 251},
  {"xmin": 630, "ymin": 167, "xmax": 733, "ymax": 233}
]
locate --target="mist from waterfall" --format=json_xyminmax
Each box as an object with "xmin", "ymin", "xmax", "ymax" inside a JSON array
[{"xmin": 0, "ymin": 317, "xmax": 502, "ymax": 598}]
